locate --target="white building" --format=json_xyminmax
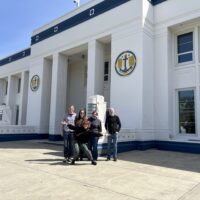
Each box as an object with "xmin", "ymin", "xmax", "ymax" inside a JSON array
[{"xmin": 0, "ymin": 0, "xmax": 200, "ymax": 153}]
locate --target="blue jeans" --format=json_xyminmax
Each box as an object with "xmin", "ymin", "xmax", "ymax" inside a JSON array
[
  {"xmin": 107, "ymin": 133, "xmax": 118, "ymax": 159},
  {"xmin": 89, "ymin": 135, "xmax": 99, "ymax": 161},
  {"xmin": 73, "ymin": 141, "xmax": 93, "ymax": 161},
  {"xmin": 63, "ymin": 131, "xmax": 74, "ymax": 158}
]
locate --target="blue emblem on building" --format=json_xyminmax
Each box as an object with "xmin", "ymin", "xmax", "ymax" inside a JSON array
[{"xmin": 115, "ymin": 51, "xmax": 136, "ymax": 76}]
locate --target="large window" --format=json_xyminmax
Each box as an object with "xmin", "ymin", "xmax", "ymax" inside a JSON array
[
  {"xmin": 178, "ymin": 90, "xmax": 196, "ymax": 134},
  {"xmin": 177, "ymin": 32, "xmax": 193, "ymax": 63}
]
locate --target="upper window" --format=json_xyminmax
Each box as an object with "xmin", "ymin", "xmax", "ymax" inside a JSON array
[
  {"xmin": 4, "ymin": 81, "xmax": 8, "ymax": 95},
  {"xmin": 104, "ymin": 62, "xmax": 109, "ymax": 82},
  {"xmin": 177, "ymin": 32, "xmax": 193, "ymax": 63},
  {"xmin": 178, "ymin": 90, "xmax": 196, "ymax": 134},
  {"xmin": 17, "ymin": 78, "xmax": 21, "ymax": 93}
]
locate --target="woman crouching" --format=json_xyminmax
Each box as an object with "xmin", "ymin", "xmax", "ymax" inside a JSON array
[{"xmin": 68, "ymin": 111, "xmax": 97, "ymax": 165}]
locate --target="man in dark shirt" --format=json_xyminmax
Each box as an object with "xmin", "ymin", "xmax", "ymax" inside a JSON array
[{"xmin": 105, "ymin": 108, "xmax": 121, "ymax": 161}]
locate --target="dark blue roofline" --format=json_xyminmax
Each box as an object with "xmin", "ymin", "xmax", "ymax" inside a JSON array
[
  {"xmin": 0, "ymin": 0, "xmax": 167, "ymax": 66},
  {"xmin": 0, "ymin": 48, "xmax": 31, "ymax": 66},
  {"xmin": 31, "ymin": 0, "xmax": 131, "ymax": 45}
]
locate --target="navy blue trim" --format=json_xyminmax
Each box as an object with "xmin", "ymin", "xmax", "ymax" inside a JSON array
[
  {"xmin": 48, "ymin": 134, "xmax": 63, "ymax": 141},
  {"xmin": 148, "ymin": 0, "xmax": 167, "ymax": 5},
  {"xmin": 98, "ymin": 140, "xmax": 200, "ymax": 155},
  {"xmin": 0, "ymin": 133, "xmax": 48, "ymax": 142},
  {"xmin": 31, "ymin": 0, "xmax": 131, "ymax": 45},
  {"xmin": 135, "ymin": 141, "xmax": 156, "ymax": 150},
  {"xmin": 0, "ymin": 48, "xmax": 31, "ymax": 66},
  {"xmin": 1, "ymin": 134, "xmax": 200, "ymax": 154},
  {"xmin": 156, "ymin": 141, "xmax": 200, "ymax": 154}
]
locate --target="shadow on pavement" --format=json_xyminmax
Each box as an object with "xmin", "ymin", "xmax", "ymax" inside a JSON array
[{"xmin": 118, "ymin": 149, "xmax": 200, "ymax": 173}]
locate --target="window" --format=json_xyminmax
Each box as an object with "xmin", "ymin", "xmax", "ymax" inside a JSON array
[
  {"xmin": 17, "ymin": 78, "xmax": 21, "ymax": 93},
  {"xmin": 177, "ymin": 32, "xmax": 193, "ymax": 63},
  {"xmin": 5, "ymin": 81, "xmax": 8, "ymax": 95},
  {"xmin": 104, "ymin": 62, "xmax": 109, "ymax": 81},
  {"xmin": 0, "ymin": 110, "xmax": 3, "ymax": 121},
  {"xmin": 15, "ymin": 105, "xmax": 19, "ymax": 125},
  {"xmin": 178, "ymin": 90, "xmax": 196, "ymax": 134}
]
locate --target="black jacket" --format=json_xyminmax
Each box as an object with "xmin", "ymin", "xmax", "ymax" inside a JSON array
[
  {"xmin": 105, "ymin": 115, "xmax": 121, "ymax": 134},
  {"xmin": 89, "ymin": 117, "xmax": 102, "ymax": 137},
  {"xmin": 68, "ymin": 124, "xmax": 90, "ymax": 143}
]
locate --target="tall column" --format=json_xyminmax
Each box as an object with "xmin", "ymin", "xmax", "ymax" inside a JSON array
[
  {"xmin": 7, "ymin": 75, "xmax": 17, "ymax": 124},
  {"xmin": 194, "ymin": 27, "xmax": 200, "ymax": 136},
  {"xmin": 49, "ymin": 53, "xmax": 68, "ymax": 140},
  {"xmin": 0, "ymin": 79, "xmax": 4, "ymax": 105},
  {"xmin": 18, "ymin": 71, "xmax": 29, "ymax": 125},
  {"xmin": 87, "ymin": 40, "xmax": 105, "ymax": 100},
  {"xmin": 40, "ymin": 58, "xmax": 52, "ymax": 133}
]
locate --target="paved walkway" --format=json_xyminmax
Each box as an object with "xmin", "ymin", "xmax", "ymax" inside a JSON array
[{"xmin": 0, "ymin": 140, "xmax": 200, "ymax": 200}]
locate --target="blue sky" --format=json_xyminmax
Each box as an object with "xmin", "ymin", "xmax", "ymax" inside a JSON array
[{"xmin": 0, "ymin": 0, "xmax": 89, "ymax": 59}]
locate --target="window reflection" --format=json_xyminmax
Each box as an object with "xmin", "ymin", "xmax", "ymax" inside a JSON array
[{"xmin": 179, "ymin": 90, "xmax": 195, "ymax": 134}]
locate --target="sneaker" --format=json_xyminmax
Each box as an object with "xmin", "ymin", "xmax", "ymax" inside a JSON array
[
  {"xmin": 113, "ymin": 158, "xmax": 117, "ymax": 162},
  {"xmin": 106, "ymin": 157, "xmax": 110, "ymax": 161},
  {"xmin": 63, "ymin": 157, "xmax": 68, "ymax": 163},
  {"xmin": 91, "ymin": 160, "xmax": 97, "ymax": 165},
  {"xmin": 71, "ymin": 159, "xmax": 75, "ymax": 165}
]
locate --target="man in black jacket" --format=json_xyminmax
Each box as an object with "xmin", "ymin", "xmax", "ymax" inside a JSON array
[{"xmin": 105, "ymin": 108, "xmax": 121, "ymax": 161}]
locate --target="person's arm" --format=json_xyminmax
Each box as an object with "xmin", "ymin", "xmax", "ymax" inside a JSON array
[
  {"xmin": 67, "ymin": 124, "xmax": 76, "ymax": 130},
  {"xmin": 105, "ymin": 117, "xmax": 108, "ymax": 130},
  {"xmin": 117, "ymin": 116, "xmax": 121, "ymax": 132},
  {"xmin": 60, "ymin": 124, "xmax": 64, "ymax": 137},
  {"xmin": 99, "ymin": 120, "xmax": 102, "ymax": 133}
]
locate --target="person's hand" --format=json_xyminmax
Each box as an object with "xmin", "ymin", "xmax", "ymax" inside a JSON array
[{"xmin": 61, "ymin": 121, "xmax": 67, "ymax": 125}]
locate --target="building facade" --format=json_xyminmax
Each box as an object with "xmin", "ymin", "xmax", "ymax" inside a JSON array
[{"xmin": 1, "ymin": 0, "xmax": 200, "ymax": 153}]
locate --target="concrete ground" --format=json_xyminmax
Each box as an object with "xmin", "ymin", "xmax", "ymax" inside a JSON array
[{"xmin": 0, "ymin": 140, "xmax": 200, "ymax": 200}]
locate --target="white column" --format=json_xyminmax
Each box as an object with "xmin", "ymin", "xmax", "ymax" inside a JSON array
[
  {"xmin": 7, "ymin": 75, "xmax": 17, "ymax": 124},
  {"xmin": 154, "ymin": 28, "xmax": 172, "ymax": 140},
  {"xmin": 87, "ymin": 40, "xmax": 105, "ymax": 100},
  {"xmin": 0, "ymin": 79, "xmax": 4, "ymax": 105},
  {"xmin": 40, "ymin": 58, "xmax": 53, "ymax": 133},
  {"xmin": 194, "ymin": 27, "xmax": 200, "ymax": 137},
  {"xmin": 18, "ymin": 71, "xmax": 29, "ymax": 125},
  {"xmin": 49, "ymin": 53, "xmax": 68, "ymax": 138}
]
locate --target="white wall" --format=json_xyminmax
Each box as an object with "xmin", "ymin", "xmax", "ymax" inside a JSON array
[
  {"xmin": 111, "ymin": 22, "xmax": 143, "ymax": 130},
  {"xmin": 67, "ymin": 58, "xmax": 87, "ymax": 111},
  {"xmin": 26, "ymin": 59, "xmax": 44, "ymax": 128}
]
